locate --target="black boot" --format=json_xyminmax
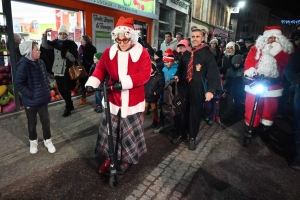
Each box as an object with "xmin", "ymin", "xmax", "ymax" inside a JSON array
[
  {"xmin": 259, "ymin": 124, "xmax": 271, "ymax": 142},
  {"xmin": 62, "ymin": 109, "xmax": 71, "ymax": 117}
]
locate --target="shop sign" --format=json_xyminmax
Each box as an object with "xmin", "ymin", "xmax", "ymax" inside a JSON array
[
  {"xmin": 231, "ymin": 7, "xmax": 239, "ymax": 13},
  {"xmin": 81, "ymin": 0, "xmax": 158, "ymax": 19},
  {"xmin": 92, "ymin": 13, "xmax": 114, "ymax": 52},
  {"xmin": 166, "ymin": 0, "xmax": 190, "ymax": 15},
  {"xmin": 213, "ymin": 28, "xmax": 228, "ymax": 38}
]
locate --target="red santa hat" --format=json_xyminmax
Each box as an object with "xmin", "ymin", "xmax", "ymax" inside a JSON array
[
  {"xmin": 111, "ymin": 16, "xmax": 139, "ymax": 44},
  {"xmin": 163, "ymin": 48, "xmax": 175, "ymax": 62},
  {"xmin": 263, "ymin": 26, "xmax": 282, "ymax": 38}
]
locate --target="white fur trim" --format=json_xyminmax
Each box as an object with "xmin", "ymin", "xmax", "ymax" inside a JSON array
[
  {"xmin": 260, "ymin": 119, "xmax": 273, "ymax": 126},
  {"xmin": 244, "ymin": 85, "xmax": 283, "ymax": 97},
  {"xmin": 120, "ymin": 75, "xmax": 133, "ymax": 90},
  {"xmin": 105, "ymin": 101, "xmax": 145, "ymax": 118},
  {"xmin": 263, "ymin": 29, "xmax": 282, "ymax": 37},
  {"xmin": 268, "ymin": 42, "xmax": 283, "ymax": 57},
  {"xmin": 129, "ymin": 43, "xmax": 143, "ymax": 62},
  {"xmin": 244, "ymin": 67, "xmax": 257, "ymax": 77},
  {"xmin": 85, "ymin": 76, "xmax": 100, "ymax": 88},
  {"xmin": 109, "ymin": 43, "xmax": 119, "ymax": 60}
]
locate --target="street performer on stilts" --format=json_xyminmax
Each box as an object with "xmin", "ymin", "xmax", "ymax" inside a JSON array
[
  {"xmin": 244, "ymin": 26, "xmax": 293, "ymax": 135},
  {"xmin": 85, "ymin": 17, "xmax": 151, "ymax": 175}
]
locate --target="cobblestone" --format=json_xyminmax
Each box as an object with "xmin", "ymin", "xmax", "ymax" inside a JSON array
[
  {"xmin": 146, "ymin": 175, "xmax": 156, "ymax": 182},
  {"xmin": 125, "ymin": 195, "xmax": 137, "ymax": 200},
  {"xmin": 137, "ymin": 184, "xmax": 147, "ymax": 191},
  {"xmin": 169, "ymin": 196, "xmax": 179, "ymax": 200},
  {"xmin": 143, "ymin": 180, "xmax": 151, "ymax": 186},
  {"xmin": 139, "ymin": 195, "xmax": 151, "ymax": 200},
  {"xmin": 145, "ymin": 189, "xmax": 156, "ymax": 198},
  {"xmin": 132, "ymin": 189, "xmax": 143, "ymax": 198},
  {"xmin": 173, "ymin": 191, "xmax": 182, "ymax": 198},
  {"xmin": 175, "ymin": 184, "xmax": 187, "ymax": 193}
]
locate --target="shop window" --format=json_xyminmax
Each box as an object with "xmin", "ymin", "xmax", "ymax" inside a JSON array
[
  {"xmin": 159, "ymin": 7, "xmax": 170, "ymax": 22},
  {"xmin": 0, "ymin": 1, "xmax": 84, "ymax": 115}
]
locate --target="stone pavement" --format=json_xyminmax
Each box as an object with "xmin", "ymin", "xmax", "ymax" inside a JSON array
[{"xmin": 125, "ymin": 120, "xmax": 227, "ymax": 200}]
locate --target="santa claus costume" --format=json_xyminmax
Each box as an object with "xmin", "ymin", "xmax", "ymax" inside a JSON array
[
  {"xmin": 85, "ymin": 17, "xmax": 151, "ymax": 174},
  {"xmin": 244, "ymin": 26, "xmax": 293, "ymax": 129}
]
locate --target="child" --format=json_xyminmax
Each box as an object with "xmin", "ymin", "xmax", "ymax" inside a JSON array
[
  {"xmin": 154, "ymin": 48, "xmax": 178, "ymax": 133},
  {"xmin": 16, "ymin": 41, "xmax": 55, "ymax": 154},
  {"xmin": 89, "ymin": 52, "xmax": 103, "ymax": 113},
  {"xmin": 143, "ymin": 61, "xmax": 164, "ymax": 127},
  {"xmin": 223, "ymin": 54, "xmax": 245, "ymax": 122}
]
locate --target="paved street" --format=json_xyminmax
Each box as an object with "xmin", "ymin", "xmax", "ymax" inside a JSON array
[{"xmin": 0, "ymin": 96, "xmax": 300, "ymax": 200}]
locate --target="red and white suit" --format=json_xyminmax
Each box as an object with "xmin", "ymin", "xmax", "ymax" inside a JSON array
[
  {"xmin": 86, "ymin": 42, "xmax": 151, "ymax": 118},
  {"xmin": 244, "ymin": 44, "xmax": 291, "ymax": 127}
]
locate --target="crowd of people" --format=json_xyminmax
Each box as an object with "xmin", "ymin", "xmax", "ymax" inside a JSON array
[{"xmin": 14, "ymin": 16, "xmax": 300, "ymax": 176}]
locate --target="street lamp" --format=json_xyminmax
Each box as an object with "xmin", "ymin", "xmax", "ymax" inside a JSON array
[{"xmin": 238, "ymin": 1, "xmax": 245, "ymax": 8}]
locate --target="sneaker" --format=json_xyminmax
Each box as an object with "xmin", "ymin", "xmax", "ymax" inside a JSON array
[
  {"xmin": 44, "ymin": 138, "xmax": 56, "ymax": 153},
  {"xmin": 94, "ymin": 107, "xmax": 98, "ymax": 112},
  {"xmin": 96, "ymin": 107, "xmax": 103, "ymax": 113},
  {"xmin": 290, "ymin": 160, "xmax": 300, "ymax": 171},
  {"xmin": 172, "ymin": 135, "xmax": 186, "ymax": 145},
  {"xmin": 187, "ymin": 138, "xmax": 196, "ymax": 150},
  {"xmin": 29, "ymin": 139, "xmax": 38, "ymax": 154},
  {"xmin": 208, "ymin": 120, "xmax": 214, "ymax": 126},
  {"xmin": 205, "ymin": 116, "xmax": 209, "ymax": 122},
  {"xmin": 154, "ymin": 124, "xmax": 164, "ymax": 133}
]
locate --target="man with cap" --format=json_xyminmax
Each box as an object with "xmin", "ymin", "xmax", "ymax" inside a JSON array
[
  {"xmin": 173, "ymin": 28, "xmax": 222, "ymax": 150},
  {"xmin": 244, "ymin": 26, "xmax": 293, "ymax": 138},
  {"xmin": 42, "ymin": 25, "xmax": 78, "ymax": 117},
  {"xmin": 85, "ymin": 17, "xmax": 151, "ymax": 175}
]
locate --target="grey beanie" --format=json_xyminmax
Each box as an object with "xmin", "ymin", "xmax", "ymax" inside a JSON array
[{"xmin": 232, "ymin": 54, "xmax": 243, "ymax": 65}]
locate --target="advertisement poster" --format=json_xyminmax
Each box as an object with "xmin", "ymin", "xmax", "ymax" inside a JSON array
[{"xmin": 92, "ymin": 13, "xmax": 114, "ymax": 53}]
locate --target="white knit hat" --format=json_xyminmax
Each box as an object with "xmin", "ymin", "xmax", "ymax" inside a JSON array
[
  {"xmin": 210, "ymin": 38, "xmax": 218, "ymax": 45},
  {"xmin": 226, "ymin": 41, "xmax": 236, "ymax": 50},
  {"xmin": 58, "ymin": 25, "xmax": 68, "ymax": 35}
]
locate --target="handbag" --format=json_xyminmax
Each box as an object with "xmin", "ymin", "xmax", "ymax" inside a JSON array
[{"xmin": 68, "ymin": 59, "xmax": 88, "ymax": 80}]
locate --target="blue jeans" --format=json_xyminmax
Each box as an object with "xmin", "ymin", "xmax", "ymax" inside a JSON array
[
  {"xmin": 290, "ymin": 86, "xmax": 300, "ymax": 161},
  {"xmin": 95, "ymin": 83, "xmax": 103, "ymax": 106}
]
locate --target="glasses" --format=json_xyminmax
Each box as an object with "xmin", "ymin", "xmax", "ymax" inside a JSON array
[
  {"xmin": 115, "ymin": 38, "xmax": 131, "ymax": 44},
  {"xmin": 59, "ymin": 33, "xmax": 67, "ymax": 35}
]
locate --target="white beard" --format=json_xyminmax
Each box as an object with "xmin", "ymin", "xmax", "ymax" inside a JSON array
[{"xmin": 256, "ymin": 54, "xmax": 279, "ymax": 78}]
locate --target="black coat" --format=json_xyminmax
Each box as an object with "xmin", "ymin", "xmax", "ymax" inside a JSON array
[
  {"xmin": 219, "ymin": 54, "xmax": 235, "ymax": 79},
  {"xmin": 144, "ymin": 72, "xmax": 164, "ymax": 102},
  {"xmin": 176, "ymin": 47, "xmax": 222, "ymax": 100},
  {"xmin": 285, "ymin": 46, "xmax": 300, "ymax": 95},
  {"xmin": 224, "ymin": 65, "xmax": 245, "ymax": 96},
  {"xmin": 16, "ymin": 58, "xmax": 51, "ymax": 107},
  {"xmin": 79, "ymin": 43, "xmax": 97, "ymax": 73}
]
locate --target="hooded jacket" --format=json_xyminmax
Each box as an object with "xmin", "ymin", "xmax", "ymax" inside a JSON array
[
  {"xmin": 160, "ymin": 38, "xmax": 178, "ymax": 53},
  {"xmin": 16, "ymin": 41, "xmax": 51, "ymax": 107}
]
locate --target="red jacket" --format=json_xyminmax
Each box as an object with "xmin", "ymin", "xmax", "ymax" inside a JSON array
[
  {"xmin": 244, "ymin": 45, "xmax": 291, "ymax": 97},
  {"xmin": 86, "ymin": 43, "xmax": 151, "ymax": 118}
]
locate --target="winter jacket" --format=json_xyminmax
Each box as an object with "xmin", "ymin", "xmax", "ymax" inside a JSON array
[
  {"xmin": 162, "ymin": 63, "xmax": 178, "ymax": 83},
  {"xmin": 78, "ymin": 43, "xmax": 97, "ymax": 73},
  {"xmin": 160, "ymin": 38, "xmax": 178, "ymax": 53},
  {"xmin": 224, "ymin": 65, "xmax": 245, "ymax": 96},
  {"xmin": 89, "ymin": 63, "xmax": 97, "ymax": 77},
  {"xmin": 16, "ymin": 42, "xmax": 51, "ymax": 107},
  {"xmin": 156, "ymin": 59, "xmax": 164, "ymax": 74},
  {"xmin": 219, "ymin": 54, "xmax": 235, "ymax": 78},
  {"xmin": 285, "ymin": 46, "xmax": 300, "ymax": 95},
  {"xmin": 41, "ymin": 35, "xmax": 78, "ymax": 77},
  {"xmin": 144, "ymin": 71, "xmax": 164, "ymax": 102}
]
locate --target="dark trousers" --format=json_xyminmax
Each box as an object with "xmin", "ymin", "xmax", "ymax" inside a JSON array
[
  {"xmin": 79, "ymin": 76, "xmax": 88, "ymax": 98},
  {"xmin": 290, "ymin": 89, "xmax": 300, "ymax": 161},
  {"xmin": 204, "ymin": 95, "xmax": 220, "ymax": 120},
  {"xmin": 55, "ymin": 76, "xmax": 73, "ymax": 110},
  {"xmin": 226, "ymin": 94, "xmax": 242, "ymax": 116},
  {"xmin": 25, "ymin": 104, "xmax": 51, "ymax": 140},
  {"xmin": 95, "ymin": 83, "xmax": 103, "ymax": 106}
]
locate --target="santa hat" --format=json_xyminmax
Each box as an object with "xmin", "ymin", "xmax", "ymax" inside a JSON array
[
  {"xmin": 163, "ymin": 48, "xmax": 174, "ymax": 62},
  {"xmin": 111, "ymin": 16, "xmax": 139, "ymax": 44},
  {"xmin": 58, "ymin": 25, "xmax": 68, "ymax": 35},
  {"xmin": 263, "ymin": 26, "xmax": 282, "ymax": 38}
]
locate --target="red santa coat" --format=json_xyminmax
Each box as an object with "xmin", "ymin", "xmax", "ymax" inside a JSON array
[
  {"xmin": 85, "ymin": 42, "xmax": 151, "ymax": 118},
  {"xmin": 244, "ymin": 45, "xmax": 291, "ymax": 97}
]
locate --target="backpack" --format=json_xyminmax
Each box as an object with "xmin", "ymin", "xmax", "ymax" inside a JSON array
[{"xmin": 161, "ymin": 79, "xmax": 184, "ymax": 119}]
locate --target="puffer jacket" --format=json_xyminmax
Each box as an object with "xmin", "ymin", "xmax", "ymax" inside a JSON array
[
  {"xmin": 16, "ymin": 57, "xmax": 51, "ymax": 107},
  {"xmin": 144, "ymin": 71, "xmax": 164, "ymax": 102}
]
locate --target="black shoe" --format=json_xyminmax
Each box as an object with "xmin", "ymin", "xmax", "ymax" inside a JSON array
[
  {"xmin": 187, "ymin": 138, "xmax": 196, "ymax": 150},
  {"xmin": 208, "ymin": 120, "xmax": 213, "ymax": 126},
  {"xmin": 117, "ymin": 162, "xmax": 132, "ymax": 175},
  {"xmin": 172, "ymin": 135, "xmax": 186, "ymax": 145},
  {"xmin": 70, "ymin": 105, "xmax": 74, "ymax": 111},
  {"xmin": 62, "ymin": 109, "xmax": 71, "ymax": 117},
  {"xmin": 290, "ymin": 160, "xmax": 300, "ymax": 171},
  {"xmin": 150, "ymin": 122, "xmax": 158, "ymax": 128}
]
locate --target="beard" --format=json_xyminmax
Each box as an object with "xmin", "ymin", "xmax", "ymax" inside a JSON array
[{"xmin": 256, "ymin": 54, "xmax": 279, "ymax": 78}]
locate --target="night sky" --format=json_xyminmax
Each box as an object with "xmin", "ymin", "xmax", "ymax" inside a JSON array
[{"xmin": 252, "ymin": 0, "xmax": 300, "ymax": 18}]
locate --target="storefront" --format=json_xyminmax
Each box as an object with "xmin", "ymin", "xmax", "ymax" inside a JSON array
[
  {"xmin": 0, "ymin": 0, "xmax": 157, "ymax": 115},
  {"xmin": 158, "ymin": 0, "xmax": 190, "ymax": 49}
]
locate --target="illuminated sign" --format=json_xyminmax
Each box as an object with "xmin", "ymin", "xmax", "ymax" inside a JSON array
[
  {"xmin": 81, "ymin": 0, "xmax": 158, "ymax": 19},
  {"xmin": 281, "ymin": 20, "xmax": 300, "ymax": 25},
  {"xmin": 231, "ymin": 7, "xmax": 239, "ymax": 13}
]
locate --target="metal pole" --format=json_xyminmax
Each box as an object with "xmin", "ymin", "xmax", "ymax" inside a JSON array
[{"xmin": 3, "ymin": 0, "xmax": 20, "ymax": 111}]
